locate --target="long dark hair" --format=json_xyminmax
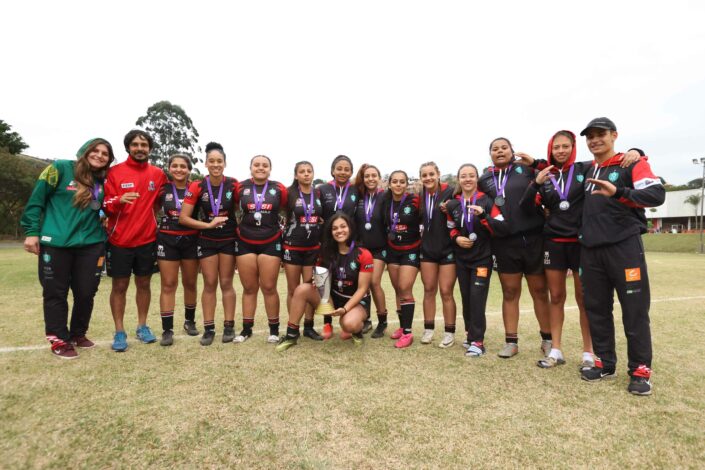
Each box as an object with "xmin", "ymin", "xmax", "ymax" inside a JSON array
[
  {"xmin": 384, "ymin": 169, "xmax": 409, "ymax": 203},
  {"xmin": 287, "ymin": 161, "xmax": 315, "ymax": 212},
  {"xmin": 320, "ymin": 212, "xmax": 358, "ymax": 268}
]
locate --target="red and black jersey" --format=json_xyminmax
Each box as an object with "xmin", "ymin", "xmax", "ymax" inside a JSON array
[
  {"xmin": 420, "ymin": 183, "xmax": 454, "ymax": 256},
  {"xmin": 183, "ymin": 177, "xmax": 239, "ymax": 240},
  {"xmin": 478, "ymin": 164, "xmax": 544, "ymax": 237},
  {"xmin": 158, "ymin": 183, "xmax": 198, "ymax": 236},
  {"xmin": 446, "ymin": 192, "xmax": 508, "ymax": 265},
  {"xmin": 320, "ymin": 181, "xmax": 359, "ymax": 221},
  {"xmin": 103, "ymin": 156, "xmax": 168, "ymax": 248},
  {"xmin": 326, "ymin": 246, "xmax": 374, "ymax": 298},
  {"xmin": 354, "ymin": 189, "xmax": 386, "ymax": 251},
  {"xmin": 237, "ymin": 179, "xmax": 288, "ymax": 244},
  {"xmin": 283, "ymin": 187, "xmax": 323, "ymax": 249},
  {"xmin": 580, "ymin": 154, "xmax": 664, "ymax": 248},
  {"xmin": 383, "ymin": 192, "xmax": 421, "ymax": 251}
]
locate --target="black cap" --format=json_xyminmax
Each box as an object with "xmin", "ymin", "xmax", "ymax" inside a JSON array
[{"xmin": 579, "ymin": 117, "xmax": 617, "ymax": 136}]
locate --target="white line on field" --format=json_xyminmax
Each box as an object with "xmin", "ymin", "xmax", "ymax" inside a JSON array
[{"xmin": 1, "ymin": 295, "xmax": 703, "ymax": 354}]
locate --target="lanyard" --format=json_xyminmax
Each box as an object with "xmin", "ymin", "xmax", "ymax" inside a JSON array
[
  {"xmin": 548, "ymin": 164, "xmax": 575, "ymax": 201},
  {"xmin": 170, "ymin": 183, "xmax": 182, "ymax": 210},
  {"xmin": 492, "ymin": 164, "xmax": 513, "ymax": 197},
  {"xmin": 334, "ymin": 182, "xmax": 350, "ymax": 211},
  {"xmin": 364, "ymin": 191, "xmax": 378, "ymax": 224},
  {"xmin": 206, "ymin": 176, "xmax": 224, "ymax": 216},
  {"xmin": 299, "ymin": 188, "xmax": 314, "ymax": 223},
  {"xmin": 390, "ymin": 194, "xmax": 408, "ymax": 232},
  {"xmin": 255, "ymin": 180, "xmax": 269, "ymax": 213},
  {"xmin": 461, "ymin": 192, "xmax": 479, "ymax": 230},
  {"xmin": 425, "ymin": 189, "xmax": 438, "ymax": 226}
]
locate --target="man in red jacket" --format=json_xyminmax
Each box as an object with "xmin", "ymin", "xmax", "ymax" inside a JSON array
[{"xmin": 103, "ymin": 130, "xmax": 167, "ymax": 351}]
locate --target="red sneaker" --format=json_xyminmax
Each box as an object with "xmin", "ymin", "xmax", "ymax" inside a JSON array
[
  {"xmin": 51, "ymin": 341, "xmax": 78, "ymax": 360},
  {"xmin": 322, "ymin": 323, "xmax": 333, "ymax": 340},
  {"xmin": 394, "ymin": 333, "xmax": 413, "ymax": 349},
  {"xmin": 339, "ymin": 330, "xmax": 352, "ymax": 340},
  {"xmin": 70, "ymin": 335, "xmax": 96, "ymax": 349},
  {"xmin": 390, "ymin": 328, "xmax": 404, "ymax": 340}
]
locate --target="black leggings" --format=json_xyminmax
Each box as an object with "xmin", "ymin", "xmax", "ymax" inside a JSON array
[
  {"xmin": 456, "ymin": 261, "xmax": 492, "ymax": 343},
  {"xmin": 39, "ymin": 243, "xmax": 104, "ymax": 341}
]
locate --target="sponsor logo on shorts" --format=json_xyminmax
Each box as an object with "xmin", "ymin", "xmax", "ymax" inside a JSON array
[
  {"xmin": 544, "ymin": 251, "xmax": 550, "ymax": 265},
  {"xmin": 476, "ymin": 267, "xmax": 488, "ymax": 278},
  {"xmin": 283, "ymin": 249, "xmax": 291, "ymax": 261},
  {"xmin": 197, "ymin": 245, "xmax": 203, "ymax": 257},
  {"xmin": 625, "ymin": 267, "xmax": 641, "ymax": 282},
  {"xmin": 447, "ymin": 253, "xmax": 454, "ymax": 260},
  {"xmin": 121, "ymin": 182, "xmax": 135, "ymax": 189},
  {"xmin": 408, "ymin": 253, "xmax": 417, "ymax": 261},
  {"xmin": 157, "ymin": 245, "xmax": 165, "ymax": 258},
  {"xmin": 275, "ymin": 243, "xmax": 281, "ymax": 251}
]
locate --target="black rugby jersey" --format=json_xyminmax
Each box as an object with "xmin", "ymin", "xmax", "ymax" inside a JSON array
[
  {"xmin": 320, "ymin": 181, "xmax": 360, "ymax": 220},
  {"xmin": 355, "ymin": 189, "xmax": 386, "ymax": 251},
  {"xmin": 420, "ymin": 183, "xmax": 454, "ymax": 256},
  {"xmin": 283, "ymin": 187, "xmax": 323, "ymax": 249},
  {"xmin": 183, "ymin": 177, "xmax": 239, "ymax": 240},
  {"xmin": 237, "ymin": 179, "xmax": 288, "ymax": 244},
  {"xmin": 158, "ymin": 183, "xmax": 198, "ymax": 235},
  {"xmin": 446, "ymin": 191, "xmax": 507, "ymax": 265},
  {"xmin": 327, "ymin": 246, "xmax": 374, "ymax": 298},
  {"xmin": 383, "ymin": 192, "xmax": 421, "ymax": 251}
]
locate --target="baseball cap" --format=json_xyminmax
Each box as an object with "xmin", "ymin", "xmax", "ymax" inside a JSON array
[{"xmin": 579, "ymin": 117, "xmax": 617, "ymax": 136}]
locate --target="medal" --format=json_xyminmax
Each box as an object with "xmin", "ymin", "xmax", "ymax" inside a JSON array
[
  {"xmin": 549, "ymin": 164, "xmax": 575, "ymax": 213},
  {"xmin": 90, "ymin": 200, "xmax": 101, "ymax": 211},
  {"xmin": 305, "ymin": 223, "xmax": 310, "ymax": 230},
  {"xmin": 468, "ymin": 232, "xmax": 478, "ymax": 242},
  {"xmin": 461, "ymin": 192, "xmax": 479, "ymax": 240},
  {"xmin": 206, "ymin": 176, "xmax": 225, "ymax": 218},
  {"xmin": 491, "ymin": 164, "xmax": 512, "ymax": 206},
  {"xmin": 90, "ymin": 183, "xmax": 101, "ymax": 210},
  {"xmin": 253, "ymin": 179, "xmax": 269, "ymax": 224},
  {"xmin": 364, "ymin": 191, "xmax": 378, "ymax": 231},
  {"xmin": 390, "ymin": 194, "xmax": 408, "ymax": 234},
  {"xmin": 334, "ymin": 242, "xmax": 355, "ymax": 291},
  {"xmin": 559, "ymin": 200, "xmax": 570, "ymax": 211},
  {"xmin": 170, "ymin": 183, "xmax": 182, "ymax": 211},
  {"xmin": 365, "ymin": 222, "xmax": 372, "ymax": 231},
  {"xmin": 338, "ymin": 280, "xmax": 343, "ymax": 289},
  {"xmin": 495, "ymin": 195, "xmax": 505, "ymax": 207},
  {"xmin": 299, "ymin": 188, "xmax": 314, "ymax": 231}
]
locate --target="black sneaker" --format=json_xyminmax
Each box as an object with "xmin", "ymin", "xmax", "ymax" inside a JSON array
[
  {"xmin": 183, "ymin": 321, "xmax": 199, "ymax": 336},
  {"xmin": 371, "ymin": 322, "xmax": 387, "ymax": 339},
  {"xmin": 222, "ymin": 327, "xmax": 236, "ymax": 343},
  {"xmin": 361, "ymin": 320, "xmax": 373, "ymax": 334},
  {"xmin": 303, "ymin": 328, "xmax": 323, "ymax": 341},
  {"xmin": 580, "ymin": 366, "xmax": 616, "ymax": 382},
  {"xmin": 160, "ymin": 330, "xmax": 174, "ymax": 346},
  {"xmin": 627, "ymin": 365, "xmax": 653, "ymax": 396},
  {"xmin": 200, "ymin": 330, "xmax": 216, "ymax": 346}
]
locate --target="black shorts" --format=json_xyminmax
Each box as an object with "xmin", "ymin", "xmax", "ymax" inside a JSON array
[
  {"xmin": 197, "ymin": 237, "xmax": 236, "ymax": 258},
  {"xmin": 236, "ymin": 238, "xmax": 283, "ymax": 258},
  {"xmin": 370, "ymin": 247, "xmax": 387, "ymax": 262},
  {"xmin": 283, "ymin": 247, "xmax": 319, "ymax": 266},
  {"xmin": 157, "ymin": 232, "xmax": 198, "ymax": 261},
  {"xmin": 543, "ymin": 239, "xmax": 580, "ymax": 272},
  {"xmin": 332, "ymin": 292, "xmax": 371, "ymax": 311},
  {"xmin": 492, "ymin": 233, "xmax": 544, "ymax": 275},
  {"xmin": 385, "ymin": 246, "xmax": 420, "ymax": 268},
  {"xmin": 420, "ymin": 247, "xmax": 455, "ymax": 265},
  {"xmin": 106, "ymin": 241, "xmax": 158, "ymax": 278}
]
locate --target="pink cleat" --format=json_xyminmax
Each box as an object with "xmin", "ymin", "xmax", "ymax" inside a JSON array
[
  {"xmin": 390, "ymin": 328, "xmax": 404, "ymax": 340},
  {"xmin": 394, "ymin": 333, "xmax": 414, "ymax": 349}
]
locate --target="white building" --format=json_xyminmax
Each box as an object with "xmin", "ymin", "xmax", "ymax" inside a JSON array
[{"xmin": 646, "ymin": 188, "xmax": 702, "ymax": 233}]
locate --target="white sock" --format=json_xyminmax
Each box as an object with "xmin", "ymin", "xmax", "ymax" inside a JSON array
[
  {"xmin": 549, "ymin": 348, "xmax": 563, "ymax": 360},
  {"xmin": 582, "ymin": 351, "xmax": 594, "ymax": 362}
]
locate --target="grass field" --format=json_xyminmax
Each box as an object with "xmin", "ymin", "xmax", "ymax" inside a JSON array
[
  {"xmin": 642, "ymin": 232, "xmax": 704, "ymax": 253},
  {"xmin": 1, "ymin": 246, "xmax": 704, "ymax": 468}
]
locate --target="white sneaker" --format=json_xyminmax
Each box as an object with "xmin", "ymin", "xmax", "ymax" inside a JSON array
[
  {"xmin": 266, "ymin": 334, "xmax": 279, "ymax": 344},
  {"xmin": 541, "ymin": 339, "xmax": 552, "ymax": 357},
  {"xmin": 233, "ymin": 335, "xmax": 249, "ymax": 343},
  {"xmin": 438, "ymin": 332, "xmax": 455, "ymax": 349},
  {"xmin": 420, "ymin": 329, "xmax": 434, "ymax": 344}
]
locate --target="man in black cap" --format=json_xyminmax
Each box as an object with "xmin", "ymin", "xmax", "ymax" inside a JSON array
[{"xmin": 578, "ymin": 117, "xmax": 664, "ymax": 395}]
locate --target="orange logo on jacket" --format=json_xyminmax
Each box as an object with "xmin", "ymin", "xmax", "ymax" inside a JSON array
[
  {"xmin": 625, "ymin": 268, "xmax": 641, "ymax": 282},
  {"xmin": 477, "ymin": 267, "xmax": 488, "ymax": 278}
]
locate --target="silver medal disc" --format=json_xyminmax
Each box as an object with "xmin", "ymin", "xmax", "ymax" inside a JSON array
[
  {"xmin": 365, "ymin": 222, "xmax": 372, "ymax": 231},
  {"xmin": 254, "ymin": 212, "xmax": 262, "ymax": 221},
  {"xmin": 305, "ymin": 223, "xmax": 310, "ymax": 230},
  {"xmin": 559, "ymin": 200, "xmax": 570, "ymax": 211},
  {"xmin": 495, "ymin": 196, "xmax": 505, "ymax": 207},
  {"xmin": 337, "ymin": 280, "xmax": 343, "ymax": 289},
  {"xmin": 90, "ymin": 200, "xmax": 101, "ymax": 211},
  {"xmin": 469, "ymin": 232, "xmax": 478, "ymax": 242}
]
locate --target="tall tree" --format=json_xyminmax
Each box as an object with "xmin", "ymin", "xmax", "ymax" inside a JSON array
[
  {"xmin": 0, "ymin": 119, "xmax": 29, "ymax": 155},
  {"xmin": 135, "ymin": 101, "xmax": 201, "ymax": 169}
]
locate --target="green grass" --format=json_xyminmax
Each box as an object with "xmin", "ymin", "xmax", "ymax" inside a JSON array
[
  {"xmin": 1, "ymin": 248, "xmax": 704, "ymax": 468},
  {"xmin": 642, "ymin": 233, "xmax": 704, "ymax": 253}
]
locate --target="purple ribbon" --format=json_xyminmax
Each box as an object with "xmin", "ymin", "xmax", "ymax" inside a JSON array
[
  {"xmin": 390, "ymin": 193, "xmax": 408, "ymax": 233},
  {"xmin": 364, "ymin": 191, "xmax": 379, "ymax": 225},
  {"xmin": 461, "ymin": 192, "xmax": 479, "ymax": 231},
  {"xmin": 171, "ymin": 183, "xmax": 182, "ymax": 210},
  {"xmin": 299, "ymin": 188, "xmax": 314, "ymax": 223},
  {"xmin": 92, "ymin": 183, "xmax": 100, "ymax": 201},
  {"xmin": 255, "ymin": 180, "xmax": 269, "ymax": 213},
  {"xmin": 548, "ymin": 164, "xmax": 575, "ymax": 202},
  {"xmin": 335, "ymin": 241, "xmax": 356, "ymax": 281},
  {"xmin": 206, "ymin": 176, "xmax": 224, "ymax": 216},
  {"xmin": 333, "ymin": 181, "xmax": 350, "ymax": 211},
  {"xmin": 491, "ymin": 164, "xmax": 513, "ymax": 197}
]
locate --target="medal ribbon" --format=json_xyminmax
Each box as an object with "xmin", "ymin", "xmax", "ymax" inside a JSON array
[
  {"xmin": 334, "ymin": 181, "xmax": 350, "ymax": 211},
  {"xmin": 206, "ymin": 176, "xmax": 224, "ymax": 216},
  {"xmin": 491, "ymin": 164, "xmax": 513, "ymax": 197},
  {"xmin": 255, "ymin": 180, "xmax": 269, "ymax": 213},
  {"xmin": 364, "ymin": 191, "xmax": 378, "ymax": 225},
  {"xmin": 335, "ymin": 241, "xmax": 356, "ymax": 281},
  {"xmin": 548, "ymin": 164, "xmax": 575, "ymax": 202},
  {"xmin": 425, "ymin": 189, "xmax": 437, "ymax": 226},
  {"xmin": 299, "ymin": 188, "xmax": 314, "ymax": 224},
  {"xmin": 92, "ymin": 183, "xmax": 101, "ymax": 203},
  {"xmin": 390, "ymin": 194, "xmax": 408, "ymax": 233},
  {"xmin": 461, "ymin": 192, "xmax": 479, "ymax": 232},
  {"xmin": 170, "ymin": 183, "xmax": 182, "ymax": 210}
]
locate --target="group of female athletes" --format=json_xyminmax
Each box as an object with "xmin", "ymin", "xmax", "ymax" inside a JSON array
[{"xmin": 22, "ymin": 131, "xmax": 641, "ymax": 369}]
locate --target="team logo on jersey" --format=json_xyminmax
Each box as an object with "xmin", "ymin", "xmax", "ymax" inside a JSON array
[
  {"xmin": 243, "ymin": 188, "xmax": 251, "ymax": 196},
  {"xmin": 576, "ymin": 174, "xmax": 585, "ymax": 183},
  {"xmin": 66, "ymin": 180, "xmax": 78, "ymax": 191},
  {"xmin": 269, "ymin": 188, "xmax": 277, "ymax": 195},
  {"xmin": 608, "ymin": 172, "xmax": 619, "ymax": 183},
  {"xmin": 350, "ymin": 195, "xmax": 357, "ymax": 202},
  {"xmin": 625, "ymin": 267, "xmax": 641, "ymax": 282},
  {"xmin": 226, "ymin": 191, "xmax": 232, "ymax": 200},
  {"xmin": 403, "ymin": 206, "xmax": 412, "ymax": 215},
  {"xmin": 149, "ymin": 181, "xmax": 155, "ymax": 191},
  {"xmin": 409, "ymin": 253, "xmax": 417, "ymax": 261},
  {"xmin": 42, "ymin": 253, "xmax": 51, "ymax": 263},
  {"xmin": 165, "ymin": 193, "xmax": 173, "ymax": 202},
  {"xmin": 350, "ymin": 261, "xmax": 358, "ymax": 270},
  {"xmin": 316, "ymin": 199, "xmax": 322, "ymax": 206},
  {"xmin": 447, "ymin": 253, "xmax": 454, "ymax": 260},
  {"xmin": 121, "ymin": 183, "xmax": 134, "ymax": 189},
  {"xmin": 515, "ymin": 166, "xmax": 523, "ymax": 174}
]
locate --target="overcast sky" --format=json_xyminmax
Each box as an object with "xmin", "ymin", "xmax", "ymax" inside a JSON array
[{"xmin": 3, "ymin": 1, "xmax": 704, "ymax": 185}]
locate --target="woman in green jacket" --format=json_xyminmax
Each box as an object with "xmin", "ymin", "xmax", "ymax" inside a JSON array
[{"xmin": 21, "ymin": 138, "xmax": 115, "ymax": 359}]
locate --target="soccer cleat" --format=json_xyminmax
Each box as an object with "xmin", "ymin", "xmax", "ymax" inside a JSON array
[
  {"xmin": 465, "ymin": 341, "xmax": 486, "ymax": 357},
  {"xmin": 394, "ymin": 333, "xmax": 414, "ymax": 349},
  {"xmin": 70, "ymin": 335, "xmax": 95, "ymax": 349},
  {"xmin": 628, "ymin": 365, "xmax": 653, "ymax": 396},
  {"xmin": 200, "ymin": 330, "xmax": 216, "ymax": 346},
  {"xmin": 51, "ymin": 340, "xmax": 78, "ymax": 360},
  {"xmin": 183, "ymin": 320, "xmax": 199, "ymax": 336},
  {"xmin": 438, "ymin": 332, "xmax": 455, "ymax": 349},
  {"xmin": 370, "ymin": 322, "xmax": 387, "ymax": 339},
  {"xmin": 222, "ymin": 327, "xmax": 236, "ymax": 343},
  {"xmin": 267, "ymin": 334, "xmax": 279, "ymax": 344},
  {"xmin": 361, "ymin": 320, "xmax": 373, "ymax": 334},
  {"xmin": 541, "ymin": 339, "xmax": 552, "ymax": 357},
  {"xmin": 322, "ymin": 323, "xmax": 333, "ymax": 340},
  {"xmin": 136, "ymin": 325, "xmax": 157, "ymax": 344},
  {"xmin": 160, "ymin": 330, "xmax": 174, "ymax": 346},
  {"xmin": 275, "ymin": 336, "xmax": 298, "ymax": 352},
  {"xmin": 390, "ymin": 328, "xmax": 404, "ymax": 340},
  {"xmin": 420, "ymin": 329, "xmax": 434, "ymax": 344},
  {"xmin": 497, "ymin": 342, "xmax": 519, "ymax": 358},
  {"xmin": 112, "ymin": 331, "xmax": 128, "ymax": 352},
  {"xmin": 339, "ymin": 330, "xmax": 352, "ymax": 340},
  {"xmin": 234, "ymin": 329, "xmax": 252, "ymax": 343},
  {"xmin": 581, "ymin": 366, "xmax": 616, "ymax": 382},
  {"xmin": 303, "ymin": 328, "xmax": 323, "ymax": 341},
  {"xmin": 537, "ymin": 356, "xmax": 565, "ymax": 368}
]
